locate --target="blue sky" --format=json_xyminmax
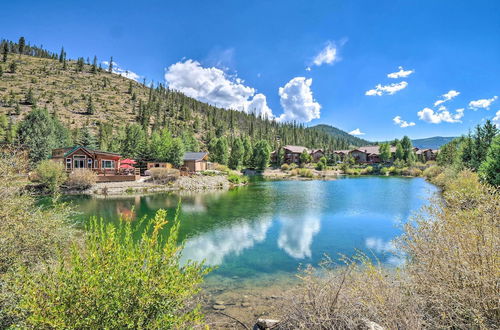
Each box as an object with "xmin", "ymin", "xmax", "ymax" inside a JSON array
[{"xmin": 2, "ymin": 0, "xmax": 500, "ymax": 140}]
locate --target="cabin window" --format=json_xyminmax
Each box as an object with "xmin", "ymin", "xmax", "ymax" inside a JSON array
[
  {"xmin": 73, "ymin": 155, "xmax": 86, "ymax": 169},
  {"xmin": 101, "ymin": 160, "xmax": 115, "ymax": 169},
  {"xmin": 66, "ymin": 158, "xmax": 71, "ymax": 169},
  {"xmin": 87, "ymin": 159, "xmax": 93, "ymax": 168}
]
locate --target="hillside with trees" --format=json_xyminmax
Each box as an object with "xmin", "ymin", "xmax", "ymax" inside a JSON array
[{"xmin": 0, "ymin": 37, "xmax": 367, "ymax": 166}]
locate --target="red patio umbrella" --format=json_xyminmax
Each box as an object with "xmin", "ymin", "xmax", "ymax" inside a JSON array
[
  {"xmin": 121, "ymin": 158, "xmax": 137, "ymax": 164},
  {"xmin": 119, "ymin": 164, "xmax": 134, "ymax": 169}
]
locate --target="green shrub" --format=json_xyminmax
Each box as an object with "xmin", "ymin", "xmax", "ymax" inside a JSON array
[
  {"xmin": 361, "ymin": 166, "xmax": 373, "ymax": 174},
  {"xmin": 214, "ymin": 164, "xmax": 230, "ymax": 173},
  {"xmin": 149, "ymin": 168, "xmax": 180, "ymax": 184},
  {"xmin": 422, "ymin": 165, "xmax": 442, "ymax": 179},
  {"xmin": 288, "ymin": 163, "xmax": 298, "ymax": 170},
  {"xmin": 34, "ymin": 160, "xmax": 67, "ymax": 194},
  {"xmin": 380, "ymin": 167, "xmax": 390, "ymax": 176},
  {"xmin": 299, "ymin": 168, "xmax": 314, "ymax": 178},
  {"xmin": 12, "ymin": 209, "xmax": 210, "ymax": 329},
  {"xmin": 66, "ymin": 168, "xmax": 97, "ymax": 190},
  {"xmin": 281, "ymin": 163, "xmax": 290, "ymax": 171},
  {"xmin": 227, "ymin": 172, "xmax": 249, "ymax": 184}
]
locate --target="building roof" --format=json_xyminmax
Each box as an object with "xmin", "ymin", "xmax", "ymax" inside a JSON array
[
  {"xmin": 283, "ymin": 145, "xmax": 309, "ymax": 153},
  {"xmin": 183, "ymin": 152, "xmax": 208, "ymax": 161},
  {"xmin": 54, "ymin": 146, "xmax": 122, "ymax": 158}
]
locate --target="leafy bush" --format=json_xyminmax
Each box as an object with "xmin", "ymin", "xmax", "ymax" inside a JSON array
[
  {"xmin": 214, "ymin": 164, "xmax": 230, "ymax": 173},
  {"xmin": 66, "ymin": 168, "xmax": 97, "ymax": 190},
  {"xmin": 34, "ymin": 160, "xmax": 67, "ymax": 194},
  {"xmin": 380, "ymin": 167, "xmax": 390, "ymax": 176},
  {"xmin": 281, "ymin": 163, "xmax": 290, "ymax": 171},
  {"xmin": 299, "ymin": 168, "xmax": 314, "ymax": 178},
  {"xmin": 422, "ymin": 165, "xmax": 442, "ymax": 179},
  {"xmin": 393, "ymin": 159, "xmax": 406, "ymax": 168},
  {"xmin": 149, "ymin": 168, "xmax": 180, "ymax": 184},
  {"xmin": 227, "ymin": 172, "xmax": 248, "ymax": 184},
  {"xmin": 288, "ymin": 163, "xmax": 297, "ymax": 170},
  {"xmin": 0, "ymin": 154, "xmax": 74, "ymax": 327},
  {"xmin": 12, "ymin": 209, "xmax": 211, "ymax": 329},
  {"xmin": 315, "ymin": 156, "xmax": 328, "ymax": 171},
  {"xmin": 361, "ymin": 166, "xmax": 373, "ymax": 174},
  {"xmin": 401, "ymin": 167, "xmax": 422, "ymax": 177}
]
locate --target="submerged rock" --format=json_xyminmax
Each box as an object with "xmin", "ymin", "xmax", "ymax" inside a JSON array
[{"xmin": 212, "ymin": 304, "xmax": 226, "ymax": 310}]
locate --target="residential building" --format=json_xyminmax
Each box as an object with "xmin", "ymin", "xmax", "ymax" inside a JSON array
[{"xmin": 182, "ymin": 152, "xmax": 209, "ymax": 172}]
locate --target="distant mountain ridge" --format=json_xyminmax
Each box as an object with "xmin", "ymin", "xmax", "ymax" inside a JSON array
[
  {"xmin": 411, "ymin": 136, "xmax": 456, "ymax": 149},
  {"xmin": 308, "ymin": 124, "xmax": 372, "ymax": 147}
]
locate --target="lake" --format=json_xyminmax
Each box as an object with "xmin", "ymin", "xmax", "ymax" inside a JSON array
[{"xmin": 66, "ymin": 176, "xmax": 438, "ymax": 284}]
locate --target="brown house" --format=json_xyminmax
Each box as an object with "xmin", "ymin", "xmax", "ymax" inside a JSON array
[
  {"xmin": 333, "ymin": 145, "xmax": 397, "ymax": 164},
  {"xmin": 182, "ymin": 152, "xmax": 209, "ymax": 172},
  {"xmin": 311, "ymin": 149, "xmax": 325, "ymax": 162},
  {"xmin": 51, "ymin": 146, "xmax": 122, "ymax": 173},
  {"xmin": 282, "ymin": 145, "xmax": 309, "ymax": 164},
  {"xmin": 415, "ymin": 148, "xmax": 438, "ymax": 162}
]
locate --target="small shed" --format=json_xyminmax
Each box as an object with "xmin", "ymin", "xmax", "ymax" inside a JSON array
[{"xmin": 183, "ymin": 152, "xmax": 209, "ymax": 172}]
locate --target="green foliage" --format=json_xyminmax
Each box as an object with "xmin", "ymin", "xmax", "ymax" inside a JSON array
[
  {"xmin": 479, "ymin": 135, "xmax": 500, "ymax": 186},
  {"xmin": 17, "ymin": 108, "xmax": 69, "ymax": 164},
  {"xmin": 9, "ymin": 61, "xmax": 17, "ymax": 73},
  {"xmin": 299, "ymin": 149, "xmax": 312, "ymax": 167},
  {"xmin": 315, "ymin": 156, "xmax": 327, "ymax": 171},
  {"xmin": 395, "ymin": 142, "xmax": 404, "ymax": 160},
  {"xmin": 12, "ymin": 209, "xmax": 210, "ymax": 329},
  {"xmin": 79, "ymin": 126, "xmax": 97, "ymax": 149},
  {"xmin": 86, "ymin": 95, "xmax": 95, "ymax": 115},
  {"xmin": 209, "ymin": 137, "xmax": 229, "ymax": 165},
  {"xmin": 227, "ymin": 172, "xmax": 249, "ymax": 184},
  {"xmin": 34, "ymin": 160, "xmax": 67, "ymax": 194},
  {"xmin": 281, "ymin": 163, "xmax": 290, "ymax": 171},
  {"xmin": 168, "ymin": 137, "xmax": 184, "ymax": 167},
  {"xmin": 252, "ymin": 139, "xmax": 271, "ymax": 170},
  {"xmin": 228, "ymin": 137, "xmax": 244, "ymax": 170},
  {"xmin": 379, "ymin": 142, "xmax": 391, "ymax": 163}
]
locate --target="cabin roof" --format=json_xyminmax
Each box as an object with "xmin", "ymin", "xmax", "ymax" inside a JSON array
[
  {"xmin": 183, "ymin": 152, "xmax": 208, "ymax": 161},
  {"xmin": 283, "ymin": 145, "xmax": 309, "ymax": 153},
  {"xmin": 58, "ymin": 146, "xmax": 122, "ymax": 158}
]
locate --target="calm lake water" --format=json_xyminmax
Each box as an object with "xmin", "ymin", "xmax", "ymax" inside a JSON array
[{"xmin": 65, "ymin": 176, "xmax": 438, "ymax": 282}]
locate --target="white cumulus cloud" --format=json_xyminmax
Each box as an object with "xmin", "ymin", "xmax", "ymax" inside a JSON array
[
  {"xmin": 349, "ymin": 128, "xmax": 365, "ymax": 135},
  {"xmin": 434, "ymin": 90, "xmax": 460, "ymax": 107},
  {"xmin": 492, "ymin": 110, "xmax": 500, "ymax": 127},
  {"xmin": 468, "ymin": 96, "xmax": 498, "ymax": 110},
  {"xmin": 387, "ymin": 66, "xmax": 414, "ymax": 79},
  {"xmin": 312, "ymin": 42, "xmax": 338, "ymax": 66},
  {"xmin": 393, "ymin": 116, "xmax": 416, "ymax": 128},
  {"xmin": 365, "ymin": 81, "xmax": 408, "ymax": 96},
  {"xmin": 164, "ymin": 59, "xmax": 274, "ymax": 118},
  {"xmin": 102, "ymin": 61, "xmax": 141, "ymax": 81},
  {"xmin": 417, "ymin": 107, "xmax": 464, "ymax": 124},
  {"xmin": 277, "ymin": 77, "xmax": 321, "ymax": 123}
]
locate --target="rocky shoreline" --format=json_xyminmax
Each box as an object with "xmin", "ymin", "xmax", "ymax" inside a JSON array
[{"xmin": 62, "ymin": 174, "xmax": 236, "ymax": 196}]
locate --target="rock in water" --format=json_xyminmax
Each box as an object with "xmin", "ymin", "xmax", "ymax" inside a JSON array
[{"xmin": 212, "ymin": 304, "xmax": 226, "ymax": 310}]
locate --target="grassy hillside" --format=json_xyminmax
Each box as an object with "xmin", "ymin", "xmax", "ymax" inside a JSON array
[
  {"xmin": 0, "ymin": 39, "xmax": 366, "ymax": 154},
  {"xmin": 411, "ymin": 136, "xmax": 456, "ymax": 149},
  {"xmin": 308, "ymin": 124, "xmax": 371, "ymax": 147}
]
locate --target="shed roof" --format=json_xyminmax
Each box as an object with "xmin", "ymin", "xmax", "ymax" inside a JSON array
[{"xmin": 183, "ymin": 152, "xmax": 208, "ymax": 161}]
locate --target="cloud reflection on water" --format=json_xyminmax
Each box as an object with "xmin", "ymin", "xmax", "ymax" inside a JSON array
[{"xmin": 180, "ymin": 217, "xmax": 272, "ymax": 266}]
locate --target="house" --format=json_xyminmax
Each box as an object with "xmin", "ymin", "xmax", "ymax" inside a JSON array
[
  {"xmin": 52, "ymin": 146, "xmax": 122, "ymax": 172},
  {"xmin": 182, "ymin": 152, "xmax": 209, "ymax": 172},
  {"xmin": 282, "ymin": 145, "xmax": 309, "ymax": 164},
  {"xmin": 415, "ymin": 148, "xmax": 438, "ymax": 162},
  {"xmin": 333, "ymin": 145, "xmax": 398, "ymax": 164},
  {"xmin": 311, "ymin": 149, "xmax": 325, "ymax": 162}
]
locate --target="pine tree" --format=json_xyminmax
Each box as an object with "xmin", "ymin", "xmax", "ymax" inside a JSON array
[
  {"xmin": 2, "ymin": 42, "xmax": 8, "ymax": 62},
  {"xmin": 24, "ymin": 88, "xmax": 35, "ymax": 105},
  {"xmin": 91, "ymin": 55, "xmax": 97, "ymax": 73},
  {"xmin": 479, "ymin": 135, "xmax": 500, "ymax": 186},
  {"xmin": 86, "ymin": 96, "xmax": 95, "ymax": 115},
  {"xmin": 79, "ymin": 127, "xmax": 97, "ymax": 149},
  {"xmin": 17, "ymin": 108, "xmax": 57, "ymax": 164},
  {"xmin": 252, "ymin": 140, "xmax": 271, "ymax": 170},
  {"xmin": 168, "ymin": 137, "xmax": 185, "ymax": 167},
  {"xmin": 228, "ymin": 137, "xmax": 244, "ymax": 169},
  {"xmin": 0, "ymin": 65, "xmax": 3, "ymax": 77},
  {"xmin": 9, "ymin": 62, "xmax": 17, "ymax": 73},
  {"xmin": 18, "ymin": 36, "xmax": 25, "ymax": 54},
  {"xmin": 59, "ymin": 47, "xmax": 65, "ymax": 63},
  {"xmin": 76, "ymin": 57, "xmax": 84, "ymax": 72},
  {"xmin": 108, "ymin": 56, "xmax": 113, "ymax": 73}
]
